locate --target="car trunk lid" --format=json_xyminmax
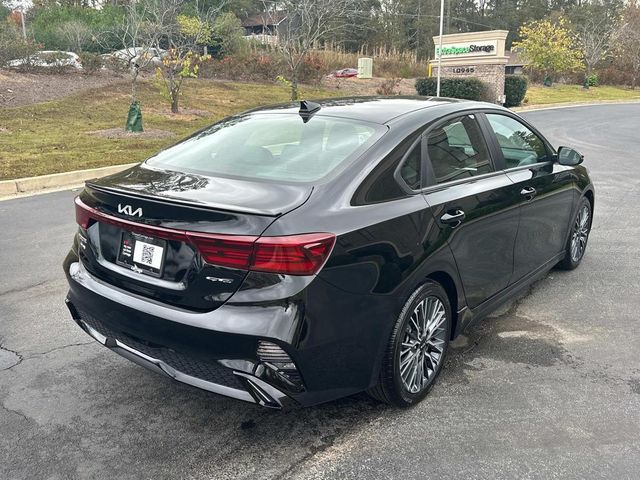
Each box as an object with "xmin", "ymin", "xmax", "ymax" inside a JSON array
[{"xmin": 75, "ymin": 165, "xmax": 313, "ymax": 311}]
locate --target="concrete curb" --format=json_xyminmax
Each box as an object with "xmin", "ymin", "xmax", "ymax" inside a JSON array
[
  {"xmin": 0, "ymin": 163, "xmax": 138, "ymax": 199},
  {"xmin": 512, "ymin": 99, "xmax": 640, "ymax": 112}
]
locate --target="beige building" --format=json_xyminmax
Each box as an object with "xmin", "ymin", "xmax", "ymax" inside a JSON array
[{"xmin": 430, "ymin": 30, "xmax": 510, "ymax": 103}]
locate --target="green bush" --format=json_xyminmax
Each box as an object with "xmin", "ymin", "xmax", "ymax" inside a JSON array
[
  {"xmin": 504, "ymin": 74, "xmax": 528, "ymax": 107},
  {"xmin": 415, "ymin": 77, "xmax": 487, "ymax": 101},
  {"xmin": 78, "ymin": 51, "xmax": 103, "ymax": 74},
  {"xmin": 585, "ymin": 73, "xmax": 598, "ymax": 87},
  {"xmin": 31, "ymin": 5, "xmax": 124, "ymax": 53}
]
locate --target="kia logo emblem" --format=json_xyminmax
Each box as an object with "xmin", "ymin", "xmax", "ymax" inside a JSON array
[{"xmin": 117, "ymin": 203, "xmax": 143, "ymax": 217}]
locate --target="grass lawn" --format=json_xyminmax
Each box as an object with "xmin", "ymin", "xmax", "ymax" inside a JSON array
[
  {"xmin": 0, "ymin": 78, "xmax": 339, "ymax": 180},
  {"xmin": 525, "ymin": 84, "xmax": 640, "ymax": 106}
]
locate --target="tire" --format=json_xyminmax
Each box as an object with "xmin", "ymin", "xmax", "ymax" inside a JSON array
[
  {"xmin": 557, "ymin": 197, "xmax": 592, "ymax": 270},
  {"xmin": 368, "ymin": 281, "xmax": 452, "ymax": 407}
]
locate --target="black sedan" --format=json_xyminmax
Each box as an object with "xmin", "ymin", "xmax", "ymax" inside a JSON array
[{"xmin": 64, "ymin": 97, "xmax": 594, "ymax": 408}]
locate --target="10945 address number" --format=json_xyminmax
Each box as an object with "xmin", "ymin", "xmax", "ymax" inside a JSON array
[{"xmin": 451, "ymin": 67, "xmax": 476, "ymax": 74}]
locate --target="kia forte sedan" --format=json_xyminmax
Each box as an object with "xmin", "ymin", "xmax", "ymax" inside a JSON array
[{"xmin": 64, "ymin": 97, "xmax": 594, "ymax": 408}]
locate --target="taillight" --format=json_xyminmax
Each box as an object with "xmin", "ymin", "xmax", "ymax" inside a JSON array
[
  {"xmin": 186, "ymin": 232, "xmax": 257, "ymax": 270},
  {"xmin": 74, "ymin": 197, "xmax": 335, "ymax": 275},
  {"xmin": 189, "ymin": 233, "xmax": 335, "ymax": 275},
  {"xmin": 75, "ymin": 197, "xmax": 91, "ymax": 229},
  {"xmin": 252, "ymin": 233, "xmax": 335, "ymax": 275}
]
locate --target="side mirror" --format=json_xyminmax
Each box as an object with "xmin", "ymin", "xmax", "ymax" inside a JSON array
[{"xmin": 557, "ymin": 146, "xmax": 584, "ymax": 166}]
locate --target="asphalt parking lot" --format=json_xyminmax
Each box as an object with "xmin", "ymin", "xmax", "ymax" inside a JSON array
[{"xmin": 1, "ymin": 104, "xmax": 639, "ymax": 479}]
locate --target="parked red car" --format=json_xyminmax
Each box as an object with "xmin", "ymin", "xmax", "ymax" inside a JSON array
[{"xmin": 333, "ymin": 68, "xmax": 358, "ymax": 78}]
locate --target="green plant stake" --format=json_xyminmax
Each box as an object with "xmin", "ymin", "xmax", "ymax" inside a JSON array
[{"xmin": 125, "ymin": 101, "xmax": 143, "ymax": 133}]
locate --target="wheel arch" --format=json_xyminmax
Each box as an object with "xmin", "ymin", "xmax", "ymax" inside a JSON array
[
  {"xmin": 583, "ymin": 187, "xmax": 595, "ymax": 212},
  {"xmin": 425, "ymin": 270, "xmax": 461, "ymax": 340}
]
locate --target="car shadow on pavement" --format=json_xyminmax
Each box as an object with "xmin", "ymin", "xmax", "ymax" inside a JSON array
[{"xmin": 2, "ymin": 276, "xmax": 582, "ymax": 479}]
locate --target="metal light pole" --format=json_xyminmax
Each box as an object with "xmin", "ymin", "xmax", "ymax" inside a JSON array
[{"xmin": 436, "ymin": 0, "xmax": 445, "ymax": 97}]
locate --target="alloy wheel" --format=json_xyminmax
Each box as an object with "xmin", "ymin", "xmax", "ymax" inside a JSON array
[
  {"xmin": 399, "ymin": 296, "xmax": 448, "ymax": 394},
  {"xmin": 570, "ymin": 204, "xmax": 590, "ymax": 262}
]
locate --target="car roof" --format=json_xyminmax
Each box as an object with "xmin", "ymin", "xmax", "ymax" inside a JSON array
[{"xmin": 243, "ymin": 96, "xmax": 475, "ymax": 125}]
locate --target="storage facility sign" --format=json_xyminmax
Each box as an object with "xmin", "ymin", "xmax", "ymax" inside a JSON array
[{"xmin": 435, "ymin": 40, "xmax": 498, "ymax": 58}]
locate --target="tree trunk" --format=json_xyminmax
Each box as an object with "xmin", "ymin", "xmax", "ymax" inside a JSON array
[
  {"xmin": 290, "ymin": 79, "xmax": 299, "ymax": 101},
  {"xmin": 131, "ymin": 68, "xmax": 139, "ymax": 102},
  {"xmin": 583, "ymin": 64, "xmax": 592, "ymax": 90},
  {"xmin": 171, "ymin": 92, "xmax": 179, "ymax": 114}
]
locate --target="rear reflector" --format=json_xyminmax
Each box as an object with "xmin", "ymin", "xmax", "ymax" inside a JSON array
[{"xmin": 75, "ymin": 197, "xmax": 335, "ymax": 275}]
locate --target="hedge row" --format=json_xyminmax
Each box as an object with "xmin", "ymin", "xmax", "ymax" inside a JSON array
[
  {"xmin": 415, "ymin": 75, "xmax": 529, "ymax": 107},
  {"xmin": 415, "ymin": 77, "xmax": 487, "ymax": 101}
]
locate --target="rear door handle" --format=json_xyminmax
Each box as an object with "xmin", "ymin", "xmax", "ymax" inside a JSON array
[
  {"xmin": 441, "ymin": 210, "xmax": 466, "ymax": 226},
  {"xmin": 520, "ymin": 187, "xmax": 537, "ymax": 198}
]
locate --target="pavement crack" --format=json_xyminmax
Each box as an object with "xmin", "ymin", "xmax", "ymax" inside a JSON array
[
  {"xmin": 0, "ymin": 341, "xmax": 24, "ymax": 371},
  {"xmin": 0, "ymin": 341, "xmax": 94, "ymax": 371},
  {"xmin": 0, "ymin": 280, "xmax": 50, "ymax": 298},
  {"xmin": 28, "ymin": 341, "xmax": 95, "ymax": 358},
  {"xmin": 0, "ymin": 402, "xmax": 30, "ymax": 422}
]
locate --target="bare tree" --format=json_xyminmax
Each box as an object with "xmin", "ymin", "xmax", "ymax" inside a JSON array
[
  {"xmin": 98, "ymin": 1, "xmax": 168, "ymax": 107},
  {"xmin": 616, "ymin": 1, "xmax": 640, "ymax": 88},
  {"xmin": 264, "ymin": 0, "xmax": 361, "ymax": 100},
  {"xmin": 58, "ymin": 20, "xmax": 93, "ymax": 52},
  {"xmin": 569, "ymin": 4, "xmax": 622, "ymax": 88}
]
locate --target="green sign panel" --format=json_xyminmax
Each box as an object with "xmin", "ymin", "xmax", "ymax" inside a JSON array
[{"xmin": 436, "ymin": 43, "xmax": 496, "ymax": 57}]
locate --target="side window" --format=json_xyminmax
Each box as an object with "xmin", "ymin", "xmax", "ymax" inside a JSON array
[
  {"xmin": 353, "ymin": 132, "xmax": 421, "ymax": 205},
  {"xmin": 399, "ymin": 141, "xmax": 421, "ymax": 190},
  {"xmin": 426, "ymin": 115, "xmax": 493, "ymax": 184},
  {"xmin": 486, "ymin": 114, "xmax": 548, "ymax": 168}
]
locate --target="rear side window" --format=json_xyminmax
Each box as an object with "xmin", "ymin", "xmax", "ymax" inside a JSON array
[
  {"xmin": 353, "ymin": 131, "xmax": 421, "ymax": 205},
  {"xmin": 146, "ymin": 114, "xmax": 385, "ymax": 183},
  {"xmin": 426, "ymin": 115, "xmax": 492, "ymax": 184},
  {"xmin": 486, "ymin": 114, "xmax": 548, "ymax": 168},
  {"xmin": 399, "ymin": 142, "xmax": 422, "ymax": 190}
]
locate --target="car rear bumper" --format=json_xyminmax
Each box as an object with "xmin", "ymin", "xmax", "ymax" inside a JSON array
[
  {"xmin": 67, "ymin": 298, "xmax": 295, "ymax": 408},
  {"xmin": 65, "ymin": 252, "xmax": 313, "ymax": 408},
  {"xmin": 64, "ymin": 250, "xmax": 375, "ymax": 408}
]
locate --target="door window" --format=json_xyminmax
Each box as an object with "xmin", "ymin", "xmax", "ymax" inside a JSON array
[
  {"xmin": 486, "ymin": 114, "xmax": 548, "ymax": 168},
  {"xmin": 426, "ymin": 115, "xmax": 493, "ymax": 184}
]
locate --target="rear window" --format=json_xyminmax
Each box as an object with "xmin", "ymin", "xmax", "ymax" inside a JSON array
[{"xmin": 146, "ymin": 113, "xmax": 385, "ymax": 183}]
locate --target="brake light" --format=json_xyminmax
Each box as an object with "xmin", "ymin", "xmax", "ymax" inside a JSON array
[
  {"xmin": 74, "ymin": 197, "xmax": 335, "ymax": 275},
  {"xmin": 186, "ymin": 232, "xmax": 257, "ymax": 270},
  {"xmin": 252, "ymin": 234, "xmax": 336, "ymax": 275},
  {"xmin": 75, "ymin": 197, "xmax": 91, "ymax": 229},
  {"xmin": 189, "ymin": 232, "xmax": 336, "ymax": 274}
]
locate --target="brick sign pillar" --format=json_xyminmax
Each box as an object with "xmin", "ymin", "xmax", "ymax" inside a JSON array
[{"xmin": 430, "ymin": 30, "xmax": 509, "ymax": 103}]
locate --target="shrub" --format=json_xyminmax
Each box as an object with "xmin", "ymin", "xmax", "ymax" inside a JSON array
[
  {"xmin": 78, "ymin": 51, "xmax": 103, "ymax": 74},
  {"xmin": 585, "ymin": 73, "xmax": 598, "ymax": 87},
  {"xmin": 298, "ymin": 52, "xmax": 326, "ymax": 84},
  {"xmin": 415, "ymin": 77, "xmax": 487, "ymax": 101},
  {"xmin": 103, "ymin": 55, "xmax": 129, "ymax": 74},
  {"xmin": 0, "ymin": 19, "xmax": 39, "ymax": 67},
  {"xmin": 31, "ymin": 5, "xmax": 124, "ymax": 53},
  {"xmin": 376, "ymin": 78, "xmax": 401, "ymax": 95},
  {"xmin": 211, "ymin": 12, "xmax": 246, "ymax": 57},
  {"xmin": 504, "ymin": 75, "xmax": 528, "ymax": 107}
]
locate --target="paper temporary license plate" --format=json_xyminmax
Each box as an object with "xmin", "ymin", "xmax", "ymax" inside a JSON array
[{"xmin": 116, "ymin": 231, "xmax": 166, "ymax": 277}]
